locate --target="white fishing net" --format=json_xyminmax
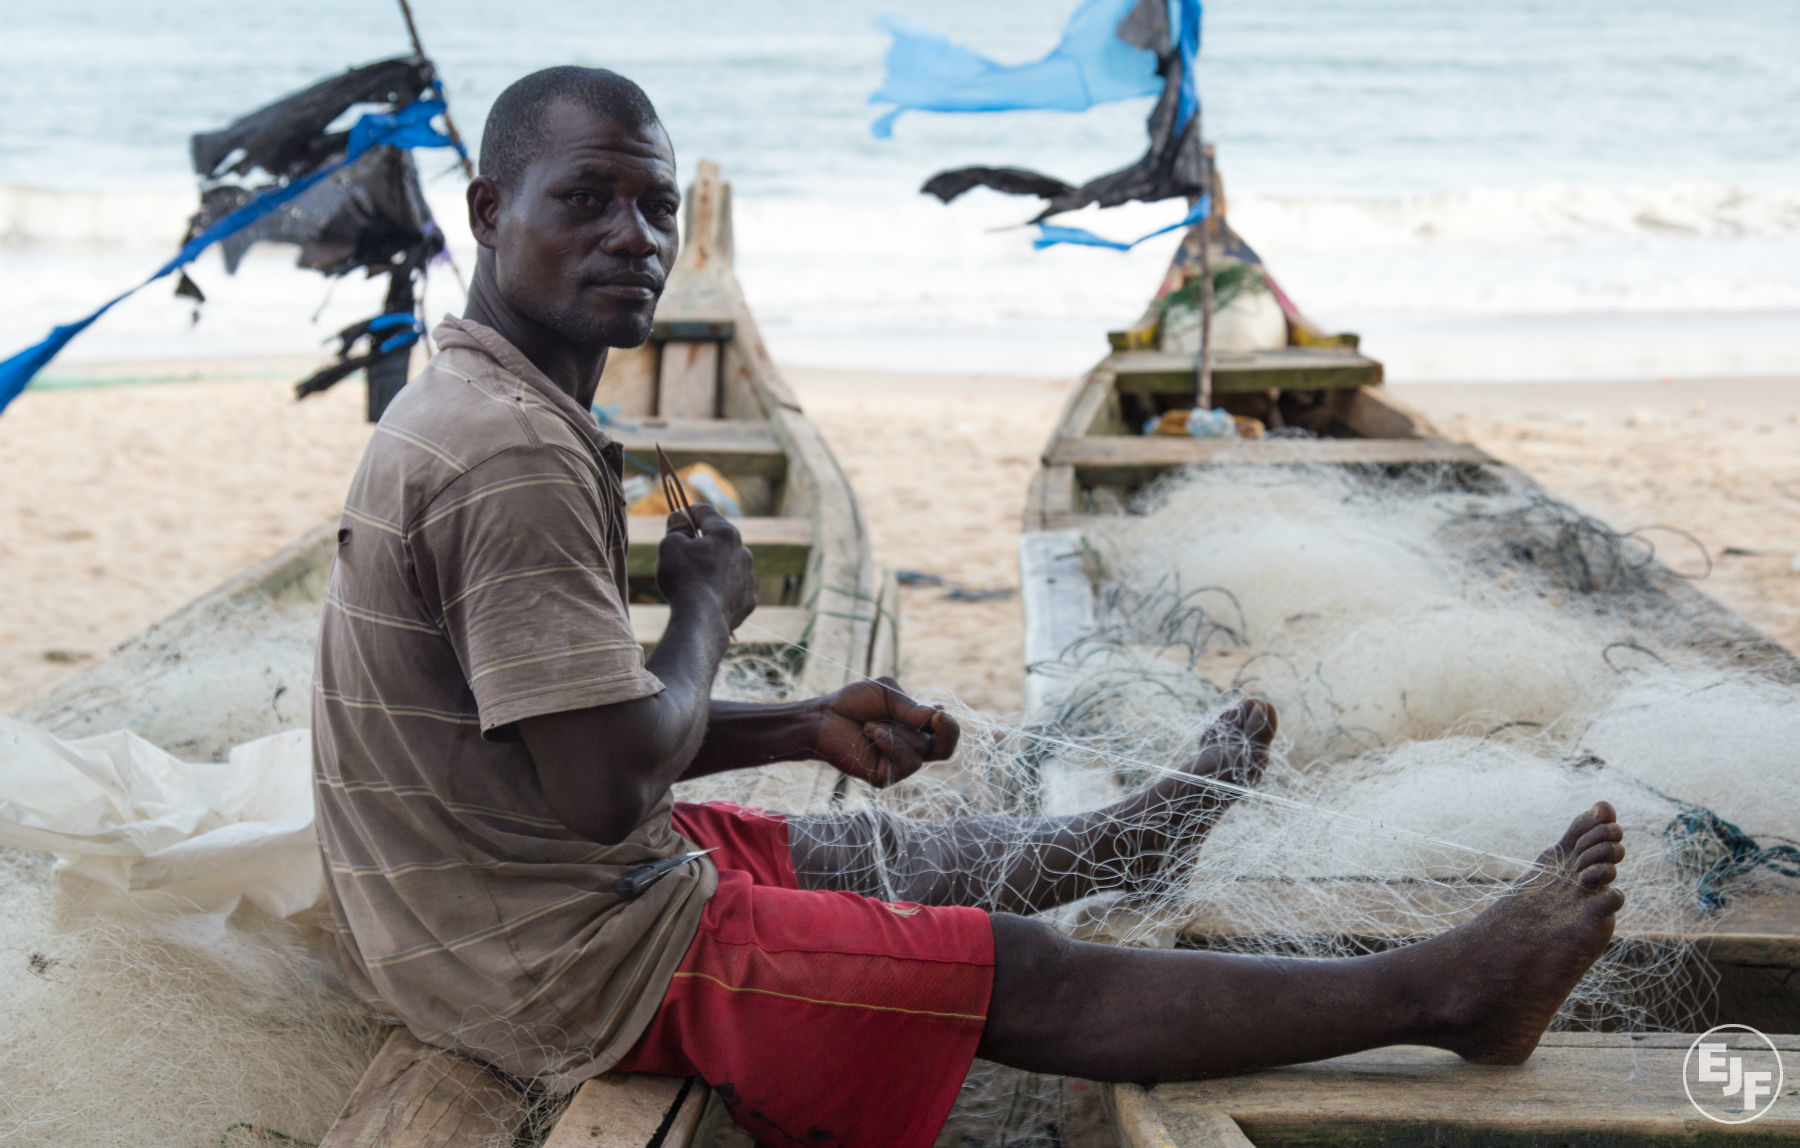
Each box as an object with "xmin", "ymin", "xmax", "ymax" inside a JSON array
[
  {"xmin": 5, "ymin": 463, "xmax": 1797, "ymax": 1148},
  {"xmin": 697, "ymin": 463, "xmax": 1800, "ymax": 1147},
  {"xmin": 0, "ymin": 848, "xmax": 384, "ymax": 1148}
]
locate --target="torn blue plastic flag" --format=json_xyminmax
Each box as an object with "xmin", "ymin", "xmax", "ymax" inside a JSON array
[
  {"xmin": 1033, "ymin": 194, "xmax": 1209, "ymax": 251},
  {"xmin": 869, "ymin": 0, "xmax": 1162, "ymax": 138},
  {"xmin": 0, "ymin": 98, "xmax": 456, "ymax": 416},
  {"xmin": 1173, "ymin": 0, "xmax": 1200, "ymax": 133}
]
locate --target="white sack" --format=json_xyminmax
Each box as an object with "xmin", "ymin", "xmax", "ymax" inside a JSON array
[{"xmin": 0, "ymin": 717, "xmax": 322, "ymax": 918}]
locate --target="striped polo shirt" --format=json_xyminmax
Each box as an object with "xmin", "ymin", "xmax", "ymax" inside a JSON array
[{"xmin": 312, "ymin": 316, "xmax": 718, "ymax": 1090}]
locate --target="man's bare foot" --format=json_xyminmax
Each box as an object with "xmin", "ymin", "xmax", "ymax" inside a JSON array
[
  {"xmin": 1113, "ymin": 699, "xmax": 1276, "ymax": 887},
  {"xmin": 1422, "ymin": 803, "xmax": 1627, "ymax": 1065}
]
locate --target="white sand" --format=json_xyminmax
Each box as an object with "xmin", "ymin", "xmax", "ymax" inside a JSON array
[
  {"xmin": 4, "ymin": 362, "xmax": 1798, "ymax": 718},
  {"xmin": 0, "ymin": 360, "xmax": 1068, "ymax": 715},
  {"xmin": 1396, "ymin": 378, "xmax": 1800, "ymax": 656}
]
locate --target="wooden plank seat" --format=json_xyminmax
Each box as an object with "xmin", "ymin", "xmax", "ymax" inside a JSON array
[
  {"xmin": 1108, "ymin": 348, "xmax": 1383, "ymax": 397},
  {"xmin": 610, "ymin": 418, "xmax": 787, "ymax": 480},
  {"xmin": 649, "ymin": 318, "xmax": 735, "ymax": 343},
  {"xmin": 625, "ymin": 515, "xmax": 812, "ymax": 577},
  {"xmin": 1044, "ymin": 435, "xmax": 1490, "ymax": 487},
  {"xmin": 321, "ymin": 1029, "xmax": 707, "ymax": 1148},
  {"xmin": 1109, "ymin": 1033, "xmax": 1800, "ymax": 1147}
]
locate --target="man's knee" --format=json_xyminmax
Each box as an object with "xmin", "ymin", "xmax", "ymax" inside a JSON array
[{"xmin": 980, "ymin": 912, "xmax": 1085, "ymax": 1058}]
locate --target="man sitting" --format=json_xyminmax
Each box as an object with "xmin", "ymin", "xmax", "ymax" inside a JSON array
[{"xmin": 312, "ymin": 66, "xmax": 1626, "ymax": 1148}]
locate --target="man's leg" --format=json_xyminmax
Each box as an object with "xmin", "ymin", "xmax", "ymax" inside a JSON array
[
  {"xmin": 978, "ymin": 803, "xmax": 1627, "ymax": 1077},
  {"xmin": 789, "ymin": 699, "xmax": 1275, "ymax": 913}
]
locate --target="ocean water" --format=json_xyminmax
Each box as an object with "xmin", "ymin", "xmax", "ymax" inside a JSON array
[{"xmin": 1, "ymin": 0, "xmax": 1796, "ymax": 382}]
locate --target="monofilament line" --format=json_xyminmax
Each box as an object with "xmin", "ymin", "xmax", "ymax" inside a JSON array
[{"xmin": 736, "ymin": 618, "xmax": 1555, "ymax": 879}]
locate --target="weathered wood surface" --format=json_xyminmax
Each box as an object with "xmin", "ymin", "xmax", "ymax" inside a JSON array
[
  {"xmin": 597, "ymin": 343, "xmax": 660, "ymax": 418},
  {"xmin": 1330, "ymin": 384, "xmax": 1436, "ymax": 440},
  {"xmin": 1110, "ymin": 1033, "xmax": 1800, "ymax": 1147},
  {"xmin": 1022, "ymin": 464, "xmax": 1081, "ymax": 533},
  {"xmin": 768, "ymin": 403, "xmax": 877, "ymax": 698},
  {"xmin": 542, "ymin": 1073, "xmax": 708, "ymax": 1148},
  {"xmin": 320, "ymin": 1029, "xmax": 709, "ymax": 1148},
  {"xmin": 868, "ymin": 568, "xmax": 902, "ymax": 681},
  {"xmin": 1046, "ymin": 434, "xmax": 1491, "ymax": 473},
  {"xmin": 1110, "ymin": 1085, "xmax": 1250, "ymax": 1148},
  {"xmin": 1110, "ymin": 348, "xmax": 1383, "ymax": 396},
  {"xmin": 625, "ymin": 515, "xmax": 812, "ymax": 576},
  {"xmin": 609, "ymin": 419, "xmax": 787, "ymax": 480},
  {"xmin": 1019, "ymin": 529, "xmax": 1095, "ymax": 718},
  {"xmin": 318, "ymin": 1029, "xmax": 529, "ymax": 1148},
  {"xmin": 656, "ymin": 341, "xmax": 721, "ymax": 419}
]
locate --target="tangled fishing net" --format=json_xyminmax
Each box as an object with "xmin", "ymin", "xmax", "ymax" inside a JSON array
[
  {"xmin": 696, "ymin": 463, "xmax": 1800, "ymax": 1146},
  {"xmin": 6, "ymin": 462, "xmax": 1798, "ymax": 1148},
  {"xmin": 0, "ymin": 846, "xmax": 385, "ymax": 1147}
]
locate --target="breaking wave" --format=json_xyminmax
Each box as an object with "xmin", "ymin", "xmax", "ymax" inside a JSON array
[
  {"xmin": 6, "ymin": 180, "xmax": 1799, "ymax": 255},
  {"xmin": 1230, "ymin": 182, "xmax": 1800, "ymax": 254}
]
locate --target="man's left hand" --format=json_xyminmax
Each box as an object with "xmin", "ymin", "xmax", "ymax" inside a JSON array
[{"xmin": 811, "ymin": 677, "xmax": 960, "ymax": 787}]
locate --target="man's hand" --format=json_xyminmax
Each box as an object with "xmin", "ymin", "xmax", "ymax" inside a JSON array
[
  {"xmin": 812, "ymin": 677, "xmax": 960, "ymax": 787},
  {"xmin": 656, "ymin": 503, "xmax": 755, "ymax": 631}
]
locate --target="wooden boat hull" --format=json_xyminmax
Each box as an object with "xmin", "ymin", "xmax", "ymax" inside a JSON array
[{"xmin": 1018, "ymin": 207, "xmax": 1800, "ymax": 1116}]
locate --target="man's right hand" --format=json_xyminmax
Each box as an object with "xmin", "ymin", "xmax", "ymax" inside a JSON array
[{"xmin": 655, "ymin": 503, "xmax": 756, "ymax": 631}]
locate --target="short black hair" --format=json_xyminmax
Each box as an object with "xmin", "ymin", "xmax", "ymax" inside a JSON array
[{"xmin": 478, "ymin": 66, "xmax": 662, "ymax": 190}]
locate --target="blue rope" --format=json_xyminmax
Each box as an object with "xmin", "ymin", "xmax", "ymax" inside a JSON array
[
  {"xmin": 368, "ymin": 311, "xmax": 427, "ymax": 355},
  {"xmin": 0, "ymin": 98, "xmax": 456, "ymax": 415},
  {"xmin": 1637, "ymin": 780, "xmax": 1800, "ymax": 914},
  {"xmin": 592, "ymin": 403, "xmax": 642, "ymax": 434}
]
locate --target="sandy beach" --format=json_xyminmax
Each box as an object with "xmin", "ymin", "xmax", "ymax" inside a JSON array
[{"xmin": 4, "ymin": 362, "xmax": 1799, "ymax": 720}]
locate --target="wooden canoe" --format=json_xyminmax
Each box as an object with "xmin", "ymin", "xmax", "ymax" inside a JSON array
[
  {"xmin": 1017, "ymin": 187, "xmax": 1800, "ymax": 1142},
  {"xmin": 14, "ymin": 160, "xmax": 888, "ymax": 1147}
]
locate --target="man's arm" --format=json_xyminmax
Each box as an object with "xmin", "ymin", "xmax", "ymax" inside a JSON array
[
  {"xmin": 519, "ymin": 504, "xmax": 753, "ymax": 846},
  {"xmin": 684, "ymin": 678, "xmax": 961, "ymax": 786}
]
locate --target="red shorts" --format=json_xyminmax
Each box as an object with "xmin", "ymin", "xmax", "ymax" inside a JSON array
[{"xmin": 613, "ymin": 802, "xmax": 995, "ymax": 1148}]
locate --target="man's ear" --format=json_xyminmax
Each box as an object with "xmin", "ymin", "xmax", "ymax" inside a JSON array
[{"xmin": 467, "ymin": 176, "xmax": 503, "ymax": 251}]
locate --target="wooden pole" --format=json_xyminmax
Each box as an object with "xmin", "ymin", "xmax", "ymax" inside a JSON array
[
  {"xmin": 1193, "ymin": 110, "xmax": 1213, "ymax": 412},
  {"xmin": 395, "ymin": 0, "xmax": 476, "ymax": 181}
]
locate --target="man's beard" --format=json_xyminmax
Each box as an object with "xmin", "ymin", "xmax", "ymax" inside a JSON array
[
  {"xmin": 529, "ymin": 293, "xmax": 659, "ymax": 350},
  {"xmin": 582, "ymin": 307, "xmax": 657, "ymax": 349}
]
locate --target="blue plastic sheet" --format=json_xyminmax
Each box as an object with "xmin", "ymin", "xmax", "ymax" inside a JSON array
[
  {"xmin": 868, "ymin": 0, "xmax": 1162, "ymax": 138},
  {"xmin": 0, "ymin": 98, "xmax": 455, "ymax": 415},
  {"xmin": 1032, "ymin": 194, "xmax": 1209, "ymax": 251},
  {"xmin": 1173, "ymin": 0, "xmax": 1200, "ymax": 133}
]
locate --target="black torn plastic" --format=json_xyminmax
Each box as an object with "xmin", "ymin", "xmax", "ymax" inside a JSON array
[
  {"xmin": 920, "ymin": 0, "xmax": 1209, "ymax": 221},
  {"xmin": 178, "ymin": 57, "xmax": 445, "ymax": 419}
]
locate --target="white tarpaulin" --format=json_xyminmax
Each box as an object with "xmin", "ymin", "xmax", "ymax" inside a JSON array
[{"xmin": 0, "ymin": 716, "xmax": 321, "ymax": 918}]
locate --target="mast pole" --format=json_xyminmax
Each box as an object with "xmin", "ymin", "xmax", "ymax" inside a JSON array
[
  {"xmin": 1194, "ymin": 117, "xmax": 1213, "ymax": 413},
  {"xmin": 395, "ymin": 0, "xmax": 476, "ymax": 180}
]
